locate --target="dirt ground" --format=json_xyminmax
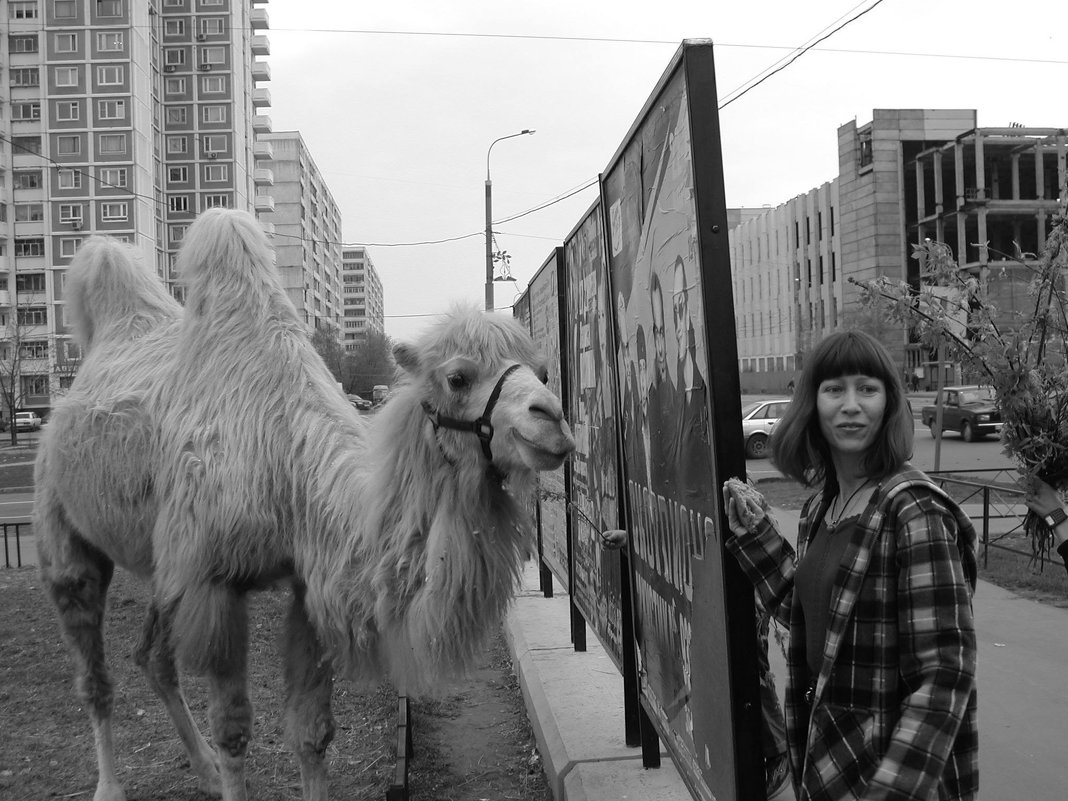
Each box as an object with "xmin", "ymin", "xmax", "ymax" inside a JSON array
[{"xmin": 0, "ymin": 567, "xmax": 552, "ymax": 801}]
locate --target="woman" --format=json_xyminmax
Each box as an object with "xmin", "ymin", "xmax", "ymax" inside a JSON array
[
  {"xmin": 1022, "ymin": 477, "xmax": 1068, "ymax": 575},
  {"xmin": 722, "ymin": 330, "xmax": 978, "ymax": 801}
]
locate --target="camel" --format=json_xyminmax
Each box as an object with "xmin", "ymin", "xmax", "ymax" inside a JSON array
[{"xmin": 35, "ymin": 208, "xmax": 575, "ymax": 801}]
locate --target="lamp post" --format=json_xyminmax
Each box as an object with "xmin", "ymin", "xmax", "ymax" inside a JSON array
[{"xmin": 485, "ymin": 129, "xmax": 535, "ymax": 311}]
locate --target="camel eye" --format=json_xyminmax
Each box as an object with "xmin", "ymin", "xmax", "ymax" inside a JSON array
[
  {"xmin": 446, "ymin": 372, "xmax": 469, "ymax": 391},
  {"xmin": 537, "ymin": 368, "xmax": 549, "ymax": 385}
]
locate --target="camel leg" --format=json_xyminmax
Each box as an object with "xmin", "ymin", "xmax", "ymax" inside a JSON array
[
  {"xmin": 41, "ymin": 536, "xmax": 125, "ymax": 801},
  {"xmin": 134, "ymin": 603, "xmax": 221, "ymax": 796},
  {"xmin": 282, "ymin": 585, "xmax": 335, "ymax": 801},
  {"xmin": 194, "ymin": 588, "xmax": 253, "ymax": 801}
]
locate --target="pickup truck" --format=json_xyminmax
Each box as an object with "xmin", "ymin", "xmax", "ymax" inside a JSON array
[{"xmin": 920, "ymin": 385, "xmax": 1002, "ymax": 442}]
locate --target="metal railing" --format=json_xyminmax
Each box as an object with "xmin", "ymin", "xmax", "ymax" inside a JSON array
[{"xmin": 2, "ymin": 522, "xmax": 30, "ymax": 568}]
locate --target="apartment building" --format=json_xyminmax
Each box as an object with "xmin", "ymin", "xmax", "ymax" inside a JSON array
[
  {"xmin": 257, "ymin": 131, "xmax": 343, "ymax": 335},
  {"xmin": 340, "ymin": 246, "xmax": 383, "ymax": 350},
  {"xmin": 729, "ymin": 109, "xmax": 1067, "ymax": 392},
  {"xmin": 0, "ymin": 0, "xmax": 271, "ymax": 420}
]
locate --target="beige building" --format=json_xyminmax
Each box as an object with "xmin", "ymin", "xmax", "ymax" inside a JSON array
[
  {"xmin": 1, "ymin": 0, "xmax": 271, "ymax": 419},
  {"xmin": 341, "ymin": 246, "xmax": 384, "ymax": 350},
  {"xmin": 256, "ymin": 131, "xmax": 343, "ymax": 335},
  {"xmin": 729, "ymin": 109, "xmax": 1067, "ymax": 393}
]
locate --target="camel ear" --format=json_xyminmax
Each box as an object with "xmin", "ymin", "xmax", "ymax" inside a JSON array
[{"xmin": 393, "ymin": 343, "xmax": 421, "ymax": 375}]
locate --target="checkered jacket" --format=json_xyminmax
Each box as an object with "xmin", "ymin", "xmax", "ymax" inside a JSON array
[{"xmin": 727, "ymin": 466, "xmax": 978, "ymax": 800}]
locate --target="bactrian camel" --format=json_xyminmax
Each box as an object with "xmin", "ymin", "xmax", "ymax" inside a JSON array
[{"xmin": 36, "ymin": 208, "xmax": 575, "ymax": 801}]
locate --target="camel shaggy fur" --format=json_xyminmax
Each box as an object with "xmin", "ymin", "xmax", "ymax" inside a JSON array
[{"xmin": 36, "ymin": 208, "xmax": 574, "ymax": 801}]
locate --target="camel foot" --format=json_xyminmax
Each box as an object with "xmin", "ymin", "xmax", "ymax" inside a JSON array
[
  {"xmin": 93, "ymin": 779, "xmax": 127, "ymax": 801},
  {"xmin": 191, "ymin": 749, "xmax": 223, "ymax": 797}
]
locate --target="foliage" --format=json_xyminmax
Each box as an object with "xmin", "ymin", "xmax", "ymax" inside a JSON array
[
  {"xmin": 310, "ymin": 322, "xmax": 346, "ymax": 385},
  {"xmin": 345, "ymin": 331, "xmax": 395, "ymax": 397},
  {"xmin": 851, "ymin": 179, "xmax": 1068, "ymax": 545}
]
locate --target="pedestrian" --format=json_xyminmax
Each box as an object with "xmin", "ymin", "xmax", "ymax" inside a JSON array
[
  {"xmin": 722, "ymin": 329, "xmax": 978, "ymax": 801},
  {"xmin": 1021, "ymin": 477, "xmax": 1068, "ymax": 575}
]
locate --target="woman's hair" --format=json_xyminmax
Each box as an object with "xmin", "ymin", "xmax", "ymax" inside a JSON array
[{"xmin": 769, "ymin": 329, "xmax": 913, "ymax": 487}]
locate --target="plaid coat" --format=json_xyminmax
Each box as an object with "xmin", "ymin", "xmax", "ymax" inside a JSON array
[{"xmin": 727, "ymin": 466, "xmax": 978, "ymax": 800}]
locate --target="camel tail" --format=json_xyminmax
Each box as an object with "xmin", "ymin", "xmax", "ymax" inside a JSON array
[{"xmin": 67, "ymin": 236, "xmax": 182, "ymax": 352}]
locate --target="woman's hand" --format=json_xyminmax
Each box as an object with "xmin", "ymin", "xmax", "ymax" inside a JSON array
[
  {"xmin": 599, "ymin": 529, "xmax": 628, "ymax": 550},
  {"xmin": 1023, "ymin": 477, "xmax": 1062, "ymax": 518},
  {"xmin": 722, "ymin": 477, "xmax": 769, "ymax": 537}
]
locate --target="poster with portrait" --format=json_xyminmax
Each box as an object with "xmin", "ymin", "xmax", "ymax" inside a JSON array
[
  {"xmin": 601, "ymin": 41, "xmax": 760, "ymax": 800},
  {"xmin": 527, "ymin": 249, "xmax": 570, "ymax": 588},
  {"xmin": 563, "ymin": 202, "xmax": 624, "ymax": 667}
]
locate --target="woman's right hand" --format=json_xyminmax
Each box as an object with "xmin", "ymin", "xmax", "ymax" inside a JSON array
[{"xmin": 722, "ymin": 477, "xmax": 769, "ymax": 537}]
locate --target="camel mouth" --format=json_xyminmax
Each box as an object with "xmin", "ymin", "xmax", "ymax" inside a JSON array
[{"xmin": 510, "ymin": 429, "xmax": 574, "ymax": 471}]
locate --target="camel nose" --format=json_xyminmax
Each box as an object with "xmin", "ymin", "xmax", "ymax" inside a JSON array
[{"xmin": 529, "ymin": 390, "xmax": 565, "ymax": 423}]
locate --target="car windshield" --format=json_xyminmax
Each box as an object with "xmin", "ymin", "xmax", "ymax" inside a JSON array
[
  {"xmin": 959, "ymin": 388, "xmax": 995, "ymax": 404},
  {"xmin": 741, "ymin": 402, "xmax": 763, "ymax": 417}
]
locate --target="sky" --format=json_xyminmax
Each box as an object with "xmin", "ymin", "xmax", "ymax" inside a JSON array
[{"xmin": 263, "ymin": 0, "xmax": 1067, "ymax": 343}]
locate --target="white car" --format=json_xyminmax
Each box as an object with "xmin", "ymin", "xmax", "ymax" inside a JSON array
[
  {"xmin": 15, "ymin": 411, "xmax": 42, "ymax": 432},
  {"xmin": 740, "ymin": 398, "xmax": 791, "ymax": 459}
]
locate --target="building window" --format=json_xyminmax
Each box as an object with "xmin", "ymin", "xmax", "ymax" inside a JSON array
[
  {"xmin": 164, "ymin": 18, "xmax": 184, "ymax": 35},
  {"xmin": 204, "ymin": 164, "xmax": 228, "ymax": 182},
  {"xmin": 96, "ymin": 31, "xmax": 123, "ymax": 51},
  {"xmin": 200, "ymin": 17, "xmax": 224, "ymax": 35},
  {"xmin": 98, "ymin": 166, "xmax": 127, "ymax": 188},
  {"xmin": 201, "ymin": 134, "xmax": 227, "ymax": 153},
  {"xmin": 202, "ymin": 105, "xmax": 226, "ymax": 124},
  {"xmin": 204, "ymin": 194, "xmax": 229, "ymax": 209},
  {"xmin": 199, "ymin": 46, "xmax": 225, "ymax": 65},
  {"xmin": 200, "ymin": 0, "xmax": 222, "ymax": 5},
  {"xmin": 59, "ymin": 204, "xmax": 83, "ymax": 224},
  {"xmin": 56, "ymin": 135, "xmax": 81, "ymax": 155},
  {"xmin": 54, "ymin": 65, "xmax": 79, "ymax": 86},
  {"xmin": 15, "ymin": 171, "xmax": 43, "ymax": 189},
  {"xmin": 55, "ymin": 32, "xmax": 78, "ymax": 52},
  {"xmin": 166, "ymin": 135, "xmax": 188, "ymax": 154},
  {"xmin": 98, "ymin": 99, "xmax": 125, "ymax": 119},
  {"xmin": 169, "ymin": 196, "xmax": 189, "ymax": 213},
  {"xmin": 11, "ymin": 67, "xmax": 40, "ymax": 87},
  {"xmin": 56, "ymin": 100, "xmax": 80, "ymax": 121},
  {"xmin": 15, "ymin": 204, "xmax": 45, "ymax": 222},
  {"xmin": 165, "ymin": 107, "xmax": 188, "ymax": 125},
  {"xmin": 59, "ymin": 237, "xmax": 83, "ymax": 258},
  {"xmin": 21, "ymin": 375, "xmax": 50, "ymax": 397},
  {"xmin": 163, "ymin": 0, "xmax": 183, "ymax": 5},
  {"xmin": 10, "ymin": 2, "xmax": 39, "ymax": 19},
  {"xmin": 54, "ymin": 0, "xmax": 77, "ymax": 18},
  {"xmin": 170, "ymin": 224, "xmax": 188, "ymax": 242},
  {"xmin": 101, "ymin": 202, "xmax": 128, "ymax": 221},
  {"xmin": 97, "ymin": 133, "xmax": 126, "ymax": 154},
  {"xmin": 15, "ymin": 238, "xmax": 46, "ymax": 257},
  {"xmin": 96, "ymin": 65, "xmax": 124, "ymax": 85},
  {"xmin": 64, "ymin": 341, "xmax": 82, "ymax": 362},
  {"xmin": 12, "ymin": 103, "xmax": 42, "ymax": 121},
  {"xmin": 13, "ymin": 136, "xmax": 42, "ymax": 155},
  {"xmin": 11, "ymin": 34, "xmax": 39, "ymax": 52},
  {"xmin": 168, "ymin": 166, "xmax": 189, "ymax": 183},
  {"xmin": 165, "ymin": 77, "xmax": 186, "ymax": 94},
  {"xmin": 201, "ymin": 75, "xmax": 225, "ymax": 93},
  {"xmin": 164, "ymin": 48, "xmax": 185, "ymax": 65},
  {"xmin": 858, "ymin": 129, "xmax": 873, "ymax": 169},
  {"xmin": 96, "ymin": 0, "xmax": 122, "ymax": 17}
]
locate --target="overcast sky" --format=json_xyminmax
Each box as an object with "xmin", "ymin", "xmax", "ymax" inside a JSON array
[{"xmin": 264, "ymin": 0, "xmax": 1067, "ymax": 343}]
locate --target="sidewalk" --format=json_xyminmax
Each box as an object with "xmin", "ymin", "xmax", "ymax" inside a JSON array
[{"xmin": 504, "ymin": 506, "xmax": 1068, "ymax": 801}]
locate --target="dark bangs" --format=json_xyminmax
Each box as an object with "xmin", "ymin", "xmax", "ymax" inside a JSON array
[{"xmin": 810, "ymin": 331, "xmax": 898, "ymax": 388}]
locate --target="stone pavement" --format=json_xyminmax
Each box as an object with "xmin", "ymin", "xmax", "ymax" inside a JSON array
[{"xmin": 504, "ymin": 506, "xmax": 1068, "ymax": 801}]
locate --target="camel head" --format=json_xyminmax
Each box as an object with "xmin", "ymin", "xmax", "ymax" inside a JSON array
[{"xmin": 394, "ymin": 306, "xmax": 574, "ymax": 480}]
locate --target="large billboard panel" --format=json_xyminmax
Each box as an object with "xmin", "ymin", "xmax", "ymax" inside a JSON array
[{"xmin": 601, "ymin": 41, "xmax": 760, "ymax": 800}]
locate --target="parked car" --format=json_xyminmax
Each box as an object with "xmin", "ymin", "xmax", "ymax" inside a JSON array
[
  {"xmin": 741, "ymin": 398, "xmax": 792, "ymax": 458},
  {"xmin": 920, "ymin": 385, "xmax": 1001, "ymax": 442},
  {"xmin": 14, "ymin": 411, "xmax": 42, "ymax": 432}
]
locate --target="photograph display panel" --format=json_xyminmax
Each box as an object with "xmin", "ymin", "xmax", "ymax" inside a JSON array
[
  {"xmin": 563, "ymin": 204, "xmax": 624, "ymax": 666},
  {"xmin": 527, "ymin": 250, "xmax": 569, "ymax": 587},
  {"xmin": 602, "ymin": 55, "xmax": 737, "ymax": 799}
]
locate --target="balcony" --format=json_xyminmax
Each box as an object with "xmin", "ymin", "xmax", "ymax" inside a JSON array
[
  {"xmin": 251, "ymin": 60, "xmax": 271, "ymax": 82},
  {"xmin": 254, "ymin": 195, "xmax": 275, "ymax": 213},
  {"xmin": 250, "ymin": 8, "xmax": 269, "ymax": 29},
  {"xmin": 252, "ymin": 114, "xmax": 273, "ymax": 134},
  {"xmin": 252, "ymin": 140, "xmax": 274, "ymax": 161},
  {"xmin": 251, "ymin": 35, "xmax": 270, "ymax": 56},
  {"xmin": 0, "ymin": 290, "xmax": 10, "ymax": 307},
  {"xmin": 252, "ymin": 87, "xmax": 272, "ymax": 108},
  {"xmin": 253, "ymin": 168, "xmax": 274, "ymax": 186}
]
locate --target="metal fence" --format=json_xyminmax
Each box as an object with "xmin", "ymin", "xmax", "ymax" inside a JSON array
[{"xmin": 2, "ymin": 522, "xmax": 31, "ymax": 569}]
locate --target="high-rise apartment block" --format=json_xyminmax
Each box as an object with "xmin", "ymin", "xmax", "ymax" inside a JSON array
[
  {"xmin": 729, "ymin": 109, "xmax": 1067, "ymax": 392},
  {"xmin": 1, "ymin": 0, "xmax": 271, "ymax": 420},
  {"xmin": 341, "ymin": 246, "xmax": 383, "ymax": 350},
  {"xmin": 257, "ymin": 131, "xmax": 343, "ymax": 334}
]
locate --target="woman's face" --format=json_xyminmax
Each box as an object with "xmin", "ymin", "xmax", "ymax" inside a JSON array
[{"xmin": 816, "ymin": 373, "xmax": 887, "ymax": 462}]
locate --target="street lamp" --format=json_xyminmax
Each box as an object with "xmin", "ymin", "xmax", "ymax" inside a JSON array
[{"xmin": 485, "ymin": 129, "xmax": 535, "ymax": 311}]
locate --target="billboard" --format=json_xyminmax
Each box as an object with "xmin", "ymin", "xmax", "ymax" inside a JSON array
[{"xmin": 601, "ymin": 41, "xmax": 760, "ymax": 800}]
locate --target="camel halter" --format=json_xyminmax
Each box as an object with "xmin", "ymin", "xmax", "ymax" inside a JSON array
[{"xmin": 421, "ymin": 363, "xmax": 522, "ymax": 472}]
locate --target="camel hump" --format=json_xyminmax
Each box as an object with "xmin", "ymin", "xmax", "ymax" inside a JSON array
[
  {"xmin": 67, "ymin": 235, "xmax": 182, "ymax": 351},
  {"xmin": 175, "ymin": 208, "xmax": 295, "ymax": 325}
]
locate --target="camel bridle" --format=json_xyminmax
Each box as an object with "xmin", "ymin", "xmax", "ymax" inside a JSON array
[{"xmin": 421, "ymin": 363, "xmax": 523, "ymax": 473}]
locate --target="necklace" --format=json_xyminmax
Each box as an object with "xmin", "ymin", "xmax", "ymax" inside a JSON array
[{"xmin": 826, "ymin": 479, "xmax": 871, "ymax": 527}]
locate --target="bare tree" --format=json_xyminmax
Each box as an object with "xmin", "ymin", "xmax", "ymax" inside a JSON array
[{"xmin": 0, "ymin": 275, "xmax": 51, "ymax": 444}]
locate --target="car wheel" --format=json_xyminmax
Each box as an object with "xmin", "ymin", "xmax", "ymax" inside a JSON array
[
  {"xmin": 929, "ymin": 421, "xmax": 940, "ymax": 439},
  {"xmin": 961, "ymin": 421, "xmax": 976, "ymax": 443},
  {"xmin": 746, "ymin": 433, "xmax": 769, "ymax": 459}
]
